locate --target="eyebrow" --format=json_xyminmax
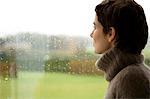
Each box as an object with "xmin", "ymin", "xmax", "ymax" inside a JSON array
[{"xmin": 93, "ymin": 22, "xmax": 96, "ymax": 25}]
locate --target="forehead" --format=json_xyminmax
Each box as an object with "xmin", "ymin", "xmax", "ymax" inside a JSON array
[
  {"xmin": 94, "ymin": 15, "xmax": 98, "ymax": 23},
  {"xmin": 94, "ymin": 15, "xmax": 102, "ymax": 26}
]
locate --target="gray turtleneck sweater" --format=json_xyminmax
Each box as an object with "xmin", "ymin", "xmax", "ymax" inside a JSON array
[{"xmin": 96, "ymin": 47, "xmax": 150, "ymax": 99}]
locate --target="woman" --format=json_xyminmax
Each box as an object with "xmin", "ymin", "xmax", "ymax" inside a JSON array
[{"xmin": 90, "ymin": 0, "xmax": 150, "ymax": 99}]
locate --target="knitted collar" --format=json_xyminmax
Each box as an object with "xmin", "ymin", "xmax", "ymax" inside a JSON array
[{"xmin": 95, "ymin": 47, "xmax": 144, "ymax": 82}]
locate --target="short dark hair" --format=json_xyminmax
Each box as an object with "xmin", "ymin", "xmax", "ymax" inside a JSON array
[{"xmin": 95, "ymin": 0, "xmax": 148, "ymax": 54}]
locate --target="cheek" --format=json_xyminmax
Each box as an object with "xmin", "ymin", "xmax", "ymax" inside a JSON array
[
  {"xmin": 93, "ymin": 30, "xmax": 100, "ymax": 42},
  {"xmin": 95, "ymin": 39, "xmax": 110, "ymax": 54},
  {"xmin": 93, "ymin": 29, "xmax": 103, "ymax": 45},
  {"xmin": 93, "ymin": 32, "xmax": 110, "ymax": 54}
]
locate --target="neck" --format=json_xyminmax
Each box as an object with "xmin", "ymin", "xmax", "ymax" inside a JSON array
[{"xmin": 95, "ymin": 47, "xmax": 144, "ymax": 81}]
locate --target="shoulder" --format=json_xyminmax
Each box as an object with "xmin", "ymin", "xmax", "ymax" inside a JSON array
[
  {"xmin": 115, "ymin": 63, "xmax": 150, "ymax": 82},
  {"xmin": 111, "ymin": 64, "xmax": 150, "ymax": 98}
]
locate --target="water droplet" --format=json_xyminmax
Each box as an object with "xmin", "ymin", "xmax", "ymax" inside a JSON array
[
  {"xmin": 4, "ymin": 77, "xmax": 8, "ymax": 81},
  {"xmin": 0, "ymin": 57, "xmax": 3, "ymax": 60}
]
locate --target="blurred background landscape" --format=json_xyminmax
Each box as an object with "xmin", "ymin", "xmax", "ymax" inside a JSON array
[
  {"xmin": 0, "ymin": 33, "xmax": 149, "ymax": 99},
  {"xmin": 0, "ymin": 0, "xmax": 150, "ymax": 99}
]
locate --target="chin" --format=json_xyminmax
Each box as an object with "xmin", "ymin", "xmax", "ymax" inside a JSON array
[
  {"xmin": 94, "ymin": 50, "xmax": 104, "ymax": 54},
  {"xmin": 94, "ymin": 48, "xmax": 109, "ymax": 54}
]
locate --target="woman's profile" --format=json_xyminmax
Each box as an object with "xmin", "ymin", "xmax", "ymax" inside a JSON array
[{"xmin": 90, "ymin": 0, "xmax": 150, "ymax": 98}]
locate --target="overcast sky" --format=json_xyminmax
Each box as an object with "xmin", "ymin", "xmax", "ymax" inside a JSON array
[{"xmin": 0, "ymin": 0, "xmax": 149, "ymax": 37}]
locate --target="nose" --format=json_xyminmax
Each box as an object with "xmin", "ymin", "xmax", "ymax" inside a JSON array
[{"xmin": 90, "ymin": 31, "xmax": 93, "ymax": 38}]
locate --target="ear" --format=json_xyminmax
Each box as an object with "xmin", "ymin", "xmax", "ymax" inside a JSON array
[{"xmin": 107, "ymin": 27, "xmax": 116, "ymax": 43}]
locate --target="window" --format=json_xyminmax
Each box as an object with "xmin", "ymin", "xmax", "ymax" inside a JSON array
[{"xmin": 0, "ymin": 0, "xmax": 149, "ymax": 99}]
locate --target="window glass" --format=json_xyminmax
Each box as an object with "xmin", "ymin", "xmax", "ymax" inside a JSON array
[{"xmin": 0, "ymin": 0, "xmax": 149, "ymax": 99}]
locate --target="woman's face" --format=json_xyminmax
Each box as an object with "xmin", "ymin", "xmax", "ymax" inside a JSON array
[{"xmin": 90, "ymin": 15, "xmax": 112, "ymax": 54}]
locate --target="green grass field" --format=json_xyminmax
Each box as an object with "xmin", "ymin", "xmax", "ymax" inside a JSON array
[{"xmin": 0, "ymin": 72, "xmax": 108, "ymax": 99}]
